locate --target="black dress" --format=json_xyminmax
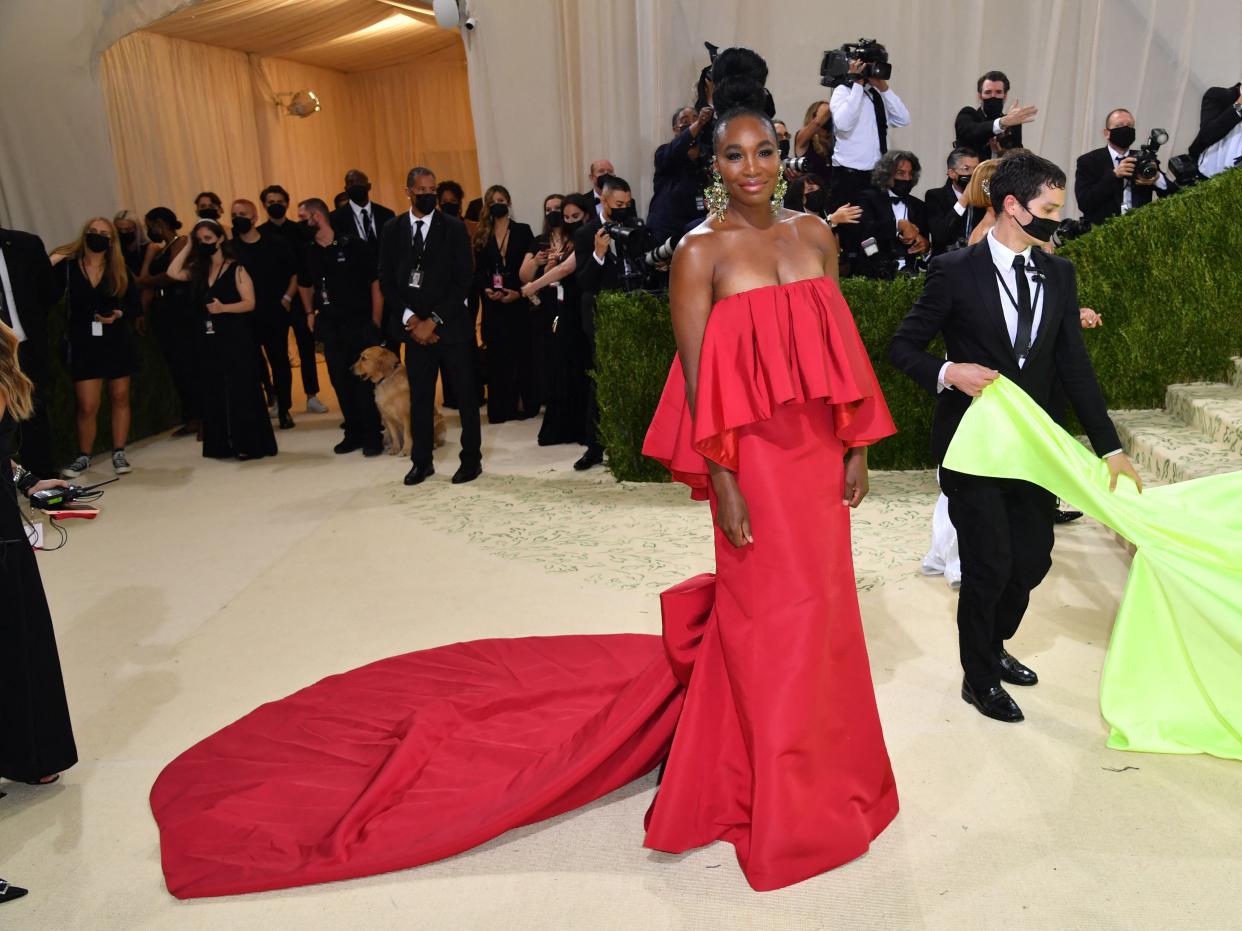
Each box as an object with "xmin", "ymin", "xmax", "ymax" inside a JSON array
[
  {"xmin": 149, "ymin": 239, "xmax": 202, "ymax": 422},
  {"xmin": 0, "ymin": 412, "xmax": 77, "ymax": 782},
  {"xmin": 56, "ymin": 258, "xmax": 140, "ymax": 382},
  {"xmin": 476, "ymin": 222, "xmax": 536, "ymax": 423},
  {"xmin": 197, "ymin": 263, "xmax": 277, "ymax": 460},
  {"xmin": 532, "ymin": 235, "xmax": 590, "ymax": 447}
]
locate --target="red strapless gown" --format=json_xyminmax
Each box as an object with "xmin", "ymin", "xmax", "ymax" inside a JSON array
[{"xmin": 150, "ymin": 276, "xmax": 898, "ymax": 898}]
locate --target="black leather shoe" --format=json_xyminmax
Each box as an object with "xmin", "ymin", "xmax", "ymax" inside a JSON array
[
  {"xmin": 0, "ymin": 879, "xmax": 30, "ymax": 904},
  {"xmin": 573, "ymin": 446, "xmax": 604, "ymax": 471},
  {"xmin": 334, "ymin": 439, "xmax": 362, "ymax": 455},
  {"xmin": 961, "ymin": 679, "xmax": 1024, "ymax": 722},
  {"xmin": 1055, "ymin": 509, "xmax": 1084, "ymax": 524},
  {"xmin": 362, "ymin": 445, "xmax": 384, "ymax": 458},
  {"xmin": 452, "ymin": 463, "xmax": 482, "ymax": 484},
  {"xmin": 403, "ymin": 463, "xmax": 435, "ymax": 485},
  {"xmin": 278, "ymin": 411, "xmax": 295, "ymax": 430},
  {"xmin": 998, "ymin": 649, "xmax": 1038, "ymax": 686}
]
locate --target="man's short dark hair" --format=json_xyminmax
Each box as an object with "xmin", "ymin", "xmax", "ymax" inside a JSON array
[
  {"xmin": 1104, "ymin": 107, "xmax": 1133, "ymax": 128},
  {"xmin": 344, "ymin": 169, "xmax": 369, "ymax": 185},
  {"xmin": 259, "ymin": 184, "xmax": 289, "ymax": 204},
  {"xmin": 977, "ymin": 70, "xmax": 1011, "ymax": 94},
  {"xmin": 601, "ymin": 175, "xmax": 630, "ymax": 195},
  {"xmin": 946, "ymin": 147, "xmax": 979, "ymax": 169},
  {"xmin": 989, "ymin": 153, "xmax": 1066, "ymax": 212},
  {"xmin": 298, "ymin": 197, "xmax": 331, "ymax": 219},
  {"xmin": 436, "ymin": 180, "xmax": 464, "ymax": 200},
  {"xmin": 195, "ymin": 191, "xmax": 222, "ymax": 207},
  {"xmin": 406, "ymin": 166, "xmax": 436, "ymax": 187}
]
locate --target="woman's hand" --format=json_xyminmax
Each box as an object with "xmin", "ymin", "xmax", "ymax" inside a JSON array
[
  {"xmin": 843, "ymin": 448, "xmax": 869, "ymax": 508},
  {"xmin": 28, "ymin": 478, "xmax": 71, "ymax": 496},
  {"xmin": 829, "ymin": 204, "xmax": 862, "ymax": 226},
  {"xmin": 206, "ymin": 299, "xmax": 225, "ymax": 315},
  {"xmin": 499, "ymin": 288, "xmax": 522, "ymax": 304},
  {"xmin": 94, "ymin": 311, "xmax": 120, "ymax": 324},
  {"xmin": 712, "ymin": 472, "xmax": 752, "ymax": 547},
  {"xmin": 520, "ymin": 281, "xmax": 540, "ymax": 299}
]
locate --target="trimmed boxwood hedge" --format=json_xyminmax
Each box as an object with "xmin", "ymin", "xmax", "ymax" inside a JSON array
[{"xmin": 596, "ymin": 166, "xmax": 1242, "ymax": 479}]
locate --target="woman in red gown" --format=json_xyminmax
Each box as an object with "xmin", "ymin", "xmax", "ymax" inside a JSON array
[{"xmin": 149, "ymin": 49, "xmax": 897, "ymax": 898}]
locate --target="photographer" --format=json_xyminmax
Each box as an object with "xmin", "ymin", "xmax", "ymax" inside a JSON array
[
  {"xmin": 828, "ymin": 44, "xmax": 910, "ymax": 210},
  {"xmin": 926, "ymin": 147, "xmax": 982, "ymax": 255},
  {"xmin": 849, "ymin": 149, "xmax": 930, "ymax": 278},
  {"xmin": 646, "ymin": 105, "xmax": 713, "ymax": 244},
  {"xmin": 1189, "ymin": 81, "xmax": 1242, "ymax": 179},
  {"xmin": 954, "ymin": 71, "xmax": 1037, "ymax": 157},
  {"xmin": 1075, "ymin": 109, "xmax": 1176, "ymax": 226}
]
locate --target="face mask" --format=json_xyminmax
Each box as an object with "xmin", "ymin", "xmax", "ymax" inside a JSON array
[
  {"xmin": 562, "ymin": 219, "xmax": 583, "ymax": 237},
  {"xmin": 1108, "ymin": 126, "xmax": 1137, "ymax": 149},
  {"xmin": 119, "ymin": 231, "xmax": 137, "ymax": 248},
  {"xmin": 196, "ymin": 240, "xmax": 219, "ymax": 256},
  {"xmin": 265, "ymin": 202, "xmax": 287, "ymax": 219},
  {"xmin": 413, "ymin": 193, "xmax": 438, "ymax": 214},
  {"xmin": 804, "ymin": 190, "xmax": 827, "ymax": 214},
  {"xmin": 232, "ymin": 216, "xmax": 253, "ymax": 235},
  {"xmin": 85, "ymin": 232, "xmax": 111, "ymax": 254},
  {"xmin": 440, "ymin": 201, "xmax": 461, "ymax": 217},
  {"xmin": 146, "ymin": 228, "xmax": 159, "ymax": 242},
  {"xmin": 954, "ymin": 173, "xmax": 972, "ymax": 191},
  {"xmin": 488, "ymin": 202, "xmax": 510, "ymax": 220},
  {"xmin": 545, "ymin": 209, "xmax": 564, "ymax": 228},
  {"xmin": 1013, "ymin": 201, "xmax": 1061, "ymax": 243},
  {"xmin": 346, "ymin": 184, "xmax": 370, "ymax": 206},
  {"xmin": 611, "ymin": 204, "xmax": 634, "ymax": 222},
  {"xmin": 197, "ymin": 207, "xmax": 220, "ymax": 220},
  {"xmin": 981, "ymin": 97, "xmax": 1006, "ymax": 120},
  {"xmin": 778, "ymin": 138, "xmax": 791, "ymax": 159},
  {"xmin": 891, "ymin": 178, "xmax": 914, "ymax": 197}
]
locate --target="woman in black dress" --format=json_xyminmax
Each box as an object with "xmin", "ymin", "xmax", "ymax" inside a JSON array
[
  {"xmin": 167, "ymin": 220, "xmax": 276, "ymax": 461},
  {"xmin": 113, "ymin": 209, "xmax": 148, "ymax": 277},
  {"xmin": 520, "ymin": 193, "xmax": 591, "ymax": 446},
  {"xmin": 139, "ymin": 208, "xmax": 200, "ymax": 436},
  {"xmin": 50, "ymin": 217, "xmax": 141, "ymax": 478},
  {"xmin": 0, "ymin": 320, "xmax": 77, "ymax": 790},
  {"xmin": 473, "ymin": 185, "xmax": 536, "ymax": 423}
]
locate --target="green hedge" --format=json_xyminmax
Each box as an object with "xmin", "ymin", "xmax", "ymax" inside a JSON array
[{"xmin": 596, "ymin": 167, "xmax": 1242, "ymax": 479}]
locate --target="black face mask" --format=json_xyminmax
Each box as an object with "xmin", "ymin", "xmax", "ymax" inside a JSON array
[
  {"xmin": 778, "ymin": 138, "xmax": 791, "ymax": 159},
  {"xmin": 84, "ymin": 232, "xmax": 111, "ymax": 254},
  {"xmin": 1013, "ymin": 201, "xmax": 1061, "ymax": 243},
  {"xmin": 562, "ymin": 219, "xmax": 583, "ymax": 238},
  {"xmin": 545, "ymin": 209, "xmax": 564, "ymax": 228},
  {"xmin": 891, "ymin": 178, "xmax": 915, "ymax": 197},
  {"xmin": 146, "ymin": 227, "xmax": 160, "ymax": 242},
  {"xmin": 119, "ymin": 230, "xmax": 137, "ymax": 248},
  {"xmin": 232, "ymin": 216, "xmax": 253, "ymax": 235},
  {"xmin": 488, "ymin": 202, "xmax": 510, "ymax": 220},
  {"xmin": 954, "ymin": 173, "xmax": 972, "ymax": 191},
  {"xmin": 804, "ymin": 190, "xmax": 827, "ymax": 215},
  {"xmin": 197, "ymin": 207, "xmax": 220, "ymax": 220},
  {"xmin": 610, "ymin": 204, "xmax": 634, "ymax": 222},
  {"xmin": 981, "ymin": 97, "xmax": 1006, "ymax": 119},
  {"xmin": 265, "ymin": 202, "xmax": 287, "ymax": 220},
  {"xmin": 196, "ymin": 240, "xmax": 219, "ymax": 256},
  {"xmin": 439, "ymin": 201, "xmax": 461, "ymax": 217},
  {"xmin": 413, "ymin": 193, "xmax": 438, "ymax": 214},
  {"xmin": 346, "ymin": 184, "xmax": 370, "ymax": 206},
  {"xmin": 1108, "ymin": 126, "xmax": 1137, "ymax": 150}
]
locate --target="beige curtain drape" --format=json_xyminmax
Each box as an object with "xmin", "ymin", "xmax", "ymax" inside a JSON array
[{"xmin": 99, "ymin": 29, "xmax": 479, "ymax": 224}]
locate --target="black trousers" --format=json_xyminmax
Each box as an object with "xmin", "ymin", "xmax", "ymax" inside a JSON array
[
  {"xmin": 940, "ymin": 467, "xmax": 1055, "ymax": 690},
  {"xmin": 828, "ymin": 165, "xmax": 873, "ymax": 212},
  {"xmin": 290, "ymin": 300, "xmax": 320, "ymax": 395},
  {"xmin": 406, "ymin": 337, "xmax": 480, "ymax": 468},
  {"xmin": 254, "ymin": 306, "xmax": 293, "ymax": 414},
  {"xmin": 15, "ymin": 341, "xmax": 54, "ymax": 477},
  {"xmin": 320, "ymin": 318, "xmax": 381, "ymax": 448}
]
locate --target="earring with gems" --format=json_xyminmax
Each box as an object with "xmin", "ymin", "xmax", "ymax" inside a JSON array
[
  {"xmin": 770, "ymin": 163, "xmax": 787, "ymax": 216},
  {"xmin": 705, "ymin": 168, "xmax": 729, "ymax": 221}
]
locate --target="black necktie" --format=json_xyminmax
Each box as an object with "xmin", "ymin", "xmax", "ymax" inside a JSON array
[
  {"xmin": 1011, "ymin": 254, "xmax": 1034, "ymax": 361},
  {"xmin": 412, "ymin": 219, "xmax": 425, "ymax": 257},
  {"xmin": 868, "ymin": 88, "xmax": 888, "ymax": 155},
  {"xmin": 361, "ymin": 209, "xmax": 374, "ymax": 242}
]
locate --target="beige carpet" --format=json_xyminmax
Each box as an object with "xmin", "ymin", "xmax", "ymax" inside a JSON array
[{"xmin": 2, "ymin": 367, "xmax": 1239, "ymax": 931}]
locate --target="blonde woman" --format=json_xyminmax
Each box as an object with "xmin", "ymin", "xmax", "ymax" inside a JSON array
[
  {"xmin": 963, "ymin": 159, "xmax": 1000, "ymax": 245},
  {"xmin": 0, "ymin": 319, "xmax": 77, "ymax": 789},
  {"xmin": 50, "ymin": 217, "xmax": 141, "ymax": 477}
]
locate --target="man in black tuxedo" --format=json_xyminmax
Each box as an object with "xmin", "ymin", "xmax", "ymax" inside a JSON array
[
  {"xmin": 954, "ymin": 71, "xmax": 1037, "ymax": 158},
  {"xmin": 849, "ymin": 150, "xmax": 930, "ymax": 278},
  {"xmin": 889, "ymin": 153, "xmax": 1142, "ymax": 724},
  {"xmin": 925, "ymin": 147, "xmax": 982, "ymax": 255},
  {"xmin": 573, "ymin": 174, "xmax": 634, "ymax": 470},
  {"xmin": 1075, "ymin": 109, "xmax": 1177, "ymax": 226},
  {"xmin": 585, "ymin": 159, "xmax": 616, "ymax": 222},
  {"xmin": 1189, "ymin": 82, "xmax": 1242, "ymax": 179},
  {"xmin": 378, "ymin": 166, "xmax": 480, "ymax": 486},
  {"xmin": 0, "ymin": 227, "xmax": 57, "ymax": 476},
  {"xmin": 329, "ymin": 169, "xmax": 396, "ymax": 264}
]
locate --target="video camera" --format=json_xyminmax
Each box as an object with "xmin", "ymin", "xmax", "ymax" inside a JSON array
[
  {"xmin": 602, "ymin": 217, "xmax": 658, "ymax": 291},
  {"xmin": 1130, "ymin": 128, "xmax": 1169, "ymax": 182},
  {"xmin": 820, "ymin": 39, "xmax": 891, "ymax": 88}
]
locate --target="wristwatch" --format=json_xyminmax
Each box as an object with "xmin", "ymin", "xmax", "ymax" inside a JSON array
[
  {"xmin": 430, "ymin": 312, "xmax": 445, "ymax": 326},
  {"xmin": 1233, "ymin": 102, "xmax": 1242, "ymax": 118}
]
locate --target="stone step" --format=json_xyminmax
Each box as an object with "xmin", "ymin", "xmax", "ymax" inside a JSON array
[
  {"xmin": 1165, "ymin": 382, "xmax": 1242, "ymax": 455},
  {"xmin": 1112, "ymin": 409, "xmax": 1242, "ymax": 485}
]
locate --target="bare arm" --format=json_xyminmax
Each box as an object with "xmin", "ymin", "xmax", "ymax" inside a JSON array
[
  {"xmin": 147, "ymin": 237, "xmax": 189, "ymax": 287},
  {"xmin": 525, "ymin": 252, "xmax": 577, "ymax": 293},
  {"xmin": 371, "ymin": 280, "xmax": 383, "ymax": 328},
  {"xmin": 794, "ymin": 103, "xmax": 831, "ymax": 157},
  {"xmin": 166, "ymin": 240, "xmax": 192, "ymax": 281}
]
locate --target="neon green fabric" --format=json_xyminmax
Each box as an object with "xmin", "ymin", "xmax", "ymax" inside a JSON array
[{"xmin": 942, "ymin": 376, "xmax": 1242, "ymax": 761}]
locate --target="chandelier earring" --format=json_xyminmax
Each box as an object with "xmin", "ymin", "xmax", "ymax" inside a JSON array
[
  {"xmin": 771, "ymin": 164, "xmax": 787, "ymax": 215},
  {"xmin": 705, "ymin": 168, "xmax": 729, "ymax": 221}
]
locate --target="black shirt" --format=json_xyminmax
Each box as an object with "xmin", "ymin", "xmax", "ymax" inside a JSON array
[
  {"xmin": 298, "ymin": 236, "xmax": 376, "ymax": 324},
  {"xmin": 258, "ymin": 218, "xmax": 304, "ymax": 247},
  {"xmin": 233, "ymin": 234, "xmax": 297, "ymax": 310}
]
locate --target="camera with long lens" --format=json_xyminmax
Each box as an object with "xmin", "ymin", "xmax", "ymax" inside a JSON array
[
  {"xmin": 642, "ymin": 236, "xmax": 677, "ymax": 268},
  {"xmin": 820, "ymin": 38, "xmax": 891, "ymax": 88},
  {"xmin": 1131, "ymin": 128, "xmax": 1169, "ymax": 182},
  {"xmin": 1050, "ymin": 217, "xmax": 1091, "ymax": 249},
  {"xmin": 782, "ymin": 156, "xmax": 810, "ymax": 174},
  {"xmin": 602, "ymin": 217, "xmax": 657, "ymax": 291}
]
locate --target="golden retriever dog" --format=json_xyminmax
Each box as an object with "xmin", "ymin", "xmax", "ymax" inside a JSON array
[{"xmin": 351, "ymin": 346, "xmax": 445, "ymax": 455}]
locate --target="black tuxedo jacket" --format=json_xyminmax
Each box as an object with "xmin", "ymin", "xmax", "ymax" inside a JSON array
[
  {"xmin": 573, "ymin": 217, "xmax": 623, "ymax": 296},
  {"xmin": 330, "ymin": 201, "xmax": 396, "ymax": 261},
  {"xmin": 1074, "ymin": 147, "xmax": 1175, "ymax": 226},
  {"xmin": 853, "ymin": 187, "xmax": 928, "ymax": 260},
  {"xmin": 925, "ymin": 180, "xmax": 983, "ymax": 255},
  {"xmin": 1189, "ymin": 83, "xmax": 1242, "ymax": 160},
  {"xmin": 0, "ymin": 227, "xmax": 56, "ymax": 351},
  {"xmin": 889, "ymin": 241, "xmax": 1120, "ymax": 463},
  {"xmin": 378, "ymin": 211, "xmax": 474, "ymax": 346},
  {"xmin": 954, "ymin": 105, "xmax": 1022, "ymax": 155}
]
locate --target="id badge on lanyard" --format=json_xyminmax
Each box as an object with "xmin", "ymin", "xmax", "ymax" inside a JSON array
[
  {"xmin": 492, "ymin": 271, "xmax": 504, "ymax": 290},
  {"xmin": 409, "ymin": 267, "xmax": 423, "ymax": 289}
]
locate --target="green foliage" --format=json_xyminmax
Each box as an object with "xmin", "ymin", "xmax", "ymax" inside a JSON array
[{"xmin": 595, "ymin": 168, "xmax": 1242, "ymax": 479}]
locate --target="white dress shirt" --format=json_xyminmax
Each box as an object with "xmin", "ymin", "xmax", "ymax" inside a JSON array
[
  {"xmin": 350, "ymin": 199, "xmax": 376, "ymax": 240},
  {"xmin": 401, "ymin": 210, "xmax": 435, "ymax": 325},
  {"xmin": 1198, "ymin": 112, "xmax": 1242, "ymax": 178},
  {"xmin": 889, "ymin": 193, "xmax": 911, "ymax": 269},
  {"xmin": 0, "ymin": 246, "xmax": 29, "ymax": 343},
  {"xmin": 829, "ymin": 82, "xmax": 911, "ymax": 170}
]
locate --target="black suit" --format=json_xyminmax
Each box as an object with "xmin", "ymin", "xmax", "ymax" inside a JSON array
[
  {"xmin": 1074, "ymin": 147, "xmax": 1176, "ymax": 226},
  {"xmin": 848, "ymin": 187, "xmax": 928, "ymax": 277},
  {"xmin": 330, "ymin": 201, "xmax": 396, "ymax": 263},
  {"xmin": 378, "ymin": 210, "xmax": 479, "ymax": 468},
  {"xmin": 925, "ymin": 180, "xmax": 983, "ymax": 255},
  {"xmin": 1188, "ymin": 83, "xmax": 1242, "ymax": 163},
  {"xmin": 0, "ymin": 228, "xmax": 57, "ymax": 476},
  {"xmin": 889, "ymin": 242, "xmax": 1121, "ymax": 689},
  {"xmin": 954, "ymin": 105, "xmax": 1021, "ymax": 155},
  {"xmin": 573, "ymin": 217, "xmax": 624, "ymax": 453}
]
